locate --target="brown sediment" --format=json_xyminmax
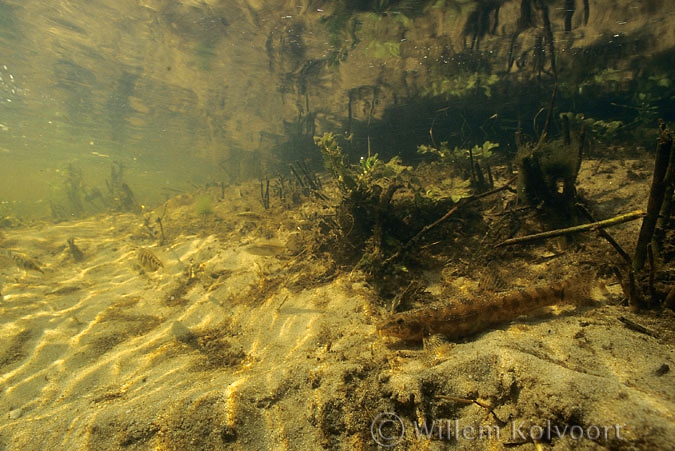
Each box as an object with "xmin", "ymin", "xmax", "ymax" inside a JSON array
[{"xmin": 377, "ymin": 277, "xmax": 591, "ymax": 342}]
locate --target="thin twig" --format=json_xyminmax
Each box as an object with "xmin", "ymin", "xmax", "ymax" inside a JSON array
[
  {"xmin": 576, "ymin": 204, "xmax": 631, "ymax": 266},
  {"xmin": 495, "ymin": 210, "xmax": 645, "ymax": 248},
  {"xmin": 435, "ymin": 395, "xmax": 507, "ymax": 426},
  {"xmin": 618, "ymin": 316, "xmax": 658, "ymax": 337},
  {"xmin": 383, "ymin": 176, "xmax": 516, "ymax": 266}
]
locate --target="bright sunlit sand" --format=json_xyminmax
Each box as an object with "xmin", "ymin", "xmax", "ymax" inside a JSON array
[{"xmin": 0, "ymin": 171, "xmax": 673, "ymax": 450}]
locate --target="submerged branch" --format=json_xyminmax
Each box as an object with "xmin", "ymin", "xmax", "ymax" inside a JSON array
[
  {"xmin": 576, "ymin": 203, "xmax": 632, "ymax": 266},
  {"xmin": 634, "ymin": 121, "xmax": 673, "ymax": 270},
  {"xmin": 495, "ymin": 210, "xmax": 646, "ymax": 248},
  {"xmin": 383, "ymin": 176, "xmax": 516, "ymax": 266}
]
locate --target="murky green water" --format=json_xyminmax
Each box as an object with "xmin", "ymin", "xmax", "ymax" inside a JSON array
[
  {"xmin": 0, "ymin": 1, "xmax": 673, "ymax": 220},
  {"xmin": 0, "ymin": 3, "xmax": 674, "ymax": 449}
]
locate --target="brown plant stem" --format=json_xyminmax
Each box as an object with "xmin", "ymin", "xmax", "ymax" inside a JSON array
[
  {"xmin": 495, "ymin": 210, "xmax": 645, "ymax": 248},
  {"xmin": 383, "ymin": 176, "xmax": 516, "ymax": 266},
  {"xmin": 634, "ymin": 121, "xmax": 673, "ymax": 270},
  {"xmin": 575, "ymin": 204, "xmax": 631, "ymax": 266}
]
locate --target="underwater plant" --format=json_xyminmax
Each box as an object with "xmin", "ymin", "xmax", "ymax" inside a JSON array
[
  {"xmin": 423, "ymin": 176, "xmax": 472, "ymax": 203},
  {"xmin": 315, "ymin": 132, "xmax": 410, "ymax": 194},
  {"xmin": 423, "ymin": 72, "xmax": 500, "ymax": 98},
  {"xmin": 64, "ymin": 164, "xmax": 85, "ymax": 217},
  {"xmin": 314, "ymin": 132, "xmax": 415, "ymax": 271},
  {"xmin": 194, "ymin": 196, "xmax": 214, "ymax": 217},
  {"xmin": 417, "ymin": 140, "xmax": 498, "ymax": 190},
  {"xmin": 417, "ymin": 140, "xmax": 497, "ymax": 162},
  {"xmin": 107, "ymin": 162, "xmax": 142, "ymax": 213},
  {"xmin": 313, "ymin": 131, "xmax": 492, "ymax": 296},
  {"xmin": 515, "ymin": 119, "xmax": 583, "ymax": 229},
  {"xmin": 315, "ymin": 132, "xmax": 356, "ymax": 192},
  {"xmin": 563, "ymin": 112, "xmax": 624, "ymax": 144}
]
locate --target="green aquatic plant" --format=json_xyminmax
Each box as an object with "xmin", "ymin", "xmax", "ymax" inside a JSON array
[
  {"xmin": 64, "ymin": 163, "xmax": 85, "ymax": 217},
  {"xmin": 471, "ymin": 140, "xmax": 499, "ymax": 159},
  {"xmin": 359, "ymin": 153, "xmax": 380, "ymax": 175},
  {"xmin": 314, "ymin": 132, "xmax": 415, "ymax": 270},
  {"xmin": 194, "ymin": 196, "xmax": 214, "ymax": 217},
  {"xmin": 417, "ymin": 140, "xmax": 498, "ymax": 187},
  {"xmin": 365, "ymin": 41, "xmax": 401, "ymax": 59},
  {"xmin": 358, "ymin": 154, "xmax": 409, "ymax": 186},
  {"xmin": 313, "ymin": 130, "xmax": 496, "ymax": 300},
  {"xmin": 564, "ymin": 112, "xmax": 624, "ymax": 144},
  {"xmin": 316, "ymin": 132, "xmax": 410, "ymax": 193},
  {"xmin": 424, "ymin": 176, "xmax": 472, "ymax": 203},
  {"xmin": 647, "ymin": 72, "xmax": 671, "ymax": 89},
  {"xmin": 107, "ymin": 161, "xmax": 142, "ymax": 213},
  {"xmin": 417, "ymin": 142, "xmax": 452, "ymax": 160},
  {"xmin": 315, "ymin": 132, "xmax": 356, "ymax": 192},
  {"xmin": 423, "ymin": 72, "xmax": 500, "ymax": 98}
]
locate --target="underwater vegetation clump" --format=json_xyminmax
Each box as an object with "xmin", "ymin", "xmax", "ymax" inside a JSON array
[
  {"xmin": 314, "ymin": 132, "xmax": 414, "ymax": 271},
  {"xmin": 313, "ymin": 122, "xmax": 674, "ymax": 323},
  {"xmin": 107, "ymin": 162, "xmax": 142, "ymax": 214},
  {"xmin": 310, "ymin": 109, "xmax": 673, "ymax": 313},
  {"xmin": 563, "ymin": 112, "xmax": 625, "ymax": 147},
  {"xmin": 49, "ymin": 161, "xmax": 142, "ymax": 221},
  {"xmin": 514, "ymin": 114, "xmax": 584, "ymax": 229},
  {"xmin": 314, "ymin": 132, "xmax": 489, "ymax": 295},
  {"xmin": 423, "ymin": 72, "xmax": 501, "ymax": 99},
  {"xmin": 417, "ymin": 139, "xmax": 499, "ymax": 193},
  {"xmin": 194, "ymin": 195, "xmax": 214, "ymax": 217},
  {"xmin": 48, "ymin": 163, "xmax": 98, "ymax": 221}
]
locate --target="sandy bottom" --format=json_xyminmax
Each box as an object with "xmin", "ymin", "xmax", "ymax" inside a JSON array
[{"xmin": 0, "ymin": 162, "xmax": 674, "ymax": 450}]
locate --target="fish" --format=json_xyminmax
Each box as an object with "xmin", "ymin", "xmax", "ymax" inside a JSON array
[
  {"xmin": 11, "ymin": 252, "xmax": 43, "ymax": 273},
  {"xmin": 244, "ymin": 240, "xmax": 286, "ymax": 257},
  {"xmin": 137, "ymin": 247, "xmax": 163, "ymax": 272},
  {"xmin": 377, "ymin": 277, "xmax": 591, "ymax": 342}
]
